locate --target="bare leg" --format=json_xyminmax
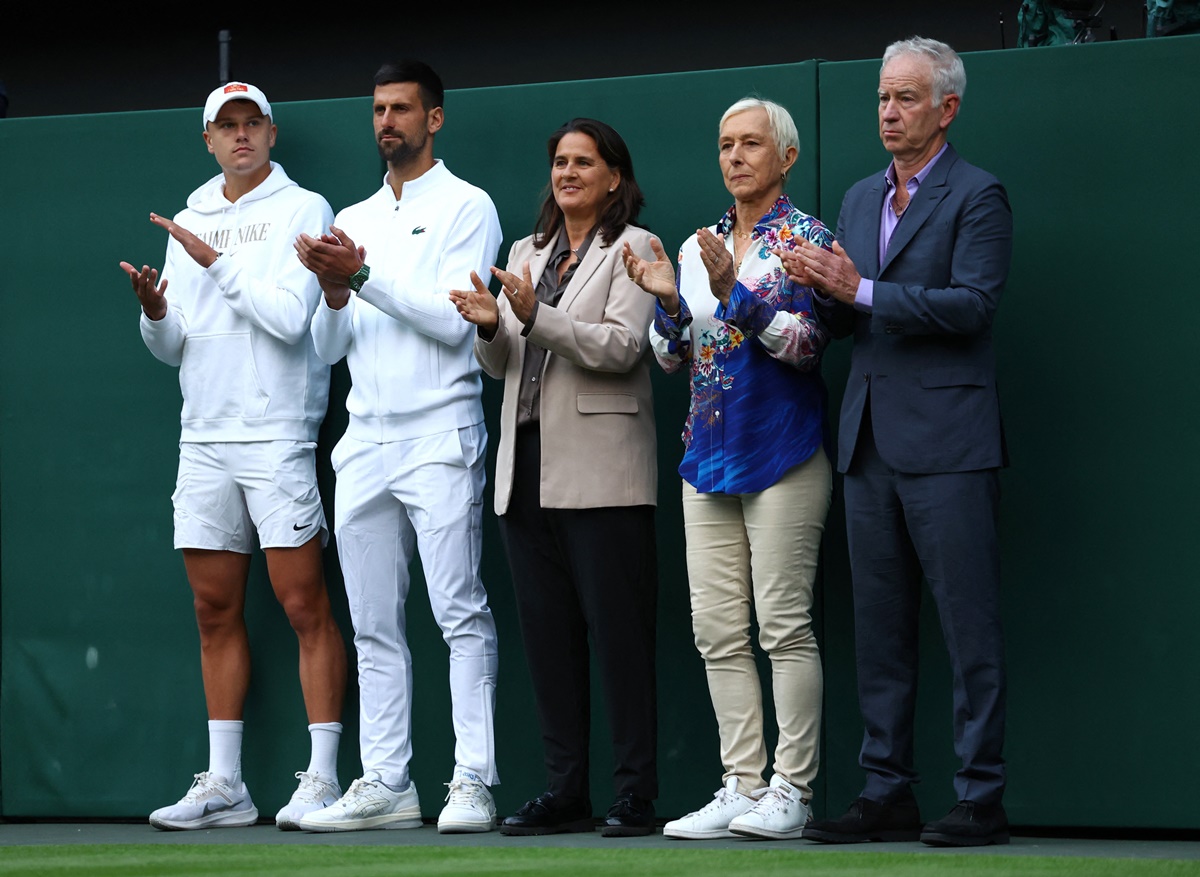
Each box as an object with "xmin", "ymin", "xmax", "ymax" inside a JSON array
[
  {"xmin": 264, "ymin": 536, "xmax": 347, "ymax": 724},
  {"xmin": 182, "ymin": 548, "xmax": 253, "ymax": 720}
]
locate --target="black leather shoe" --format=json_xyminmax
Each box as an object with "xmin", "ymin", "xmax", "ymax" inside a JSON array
[
  {"xmin": 601, "ymin": 793, "xmax": 656, "ymax": 837},
  {"xmin": 500, "ymin": 792, "xmax": 593, "ymax": 836},
  {"xmin": 802, "ymin": 793, "xmax": 922, "ymax": 843},
  {"xmin": 920, "ymin": 800, "xmax": 1009, "ymax": 846}
]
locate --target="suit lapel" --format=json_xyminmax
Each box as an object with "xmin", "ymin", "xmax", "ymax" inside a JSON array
[
  {"xmin": 860, "ymin": 177, "xmax": 886, "ymax": 278},
  {"xmin": 527, "ymin": 232, "xmax": 557, "ymax": 291},
  {"xmin": 556, "ymin": 233, "xmax": 609, "ymax": 313},
  {"xmin": 516, "ymin": 233, "xmax": 558, "ymax": 358},
  {"xmin": 879, "ymin": 144, "xmax": 957, "ymax": 276}
]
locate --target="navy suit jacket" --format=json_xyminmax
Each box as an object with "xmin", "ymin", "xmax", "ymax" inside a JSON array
[{"xmin": 821, "ymin": 143, "xmax": 1013, "ymax": 475}]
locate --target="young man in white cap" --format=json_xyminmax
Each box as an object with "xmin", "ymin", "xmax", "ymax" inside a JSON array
[{"xmin": 119, "ymin": 81, "xmax": 348, "ymax": 831}]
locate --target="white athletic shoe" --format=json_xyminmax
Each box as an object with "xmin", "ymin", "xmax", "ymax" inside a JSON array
[
  {"xmin": 297, "ymin": 777, "xmax": 422, "ymax": 831},
  {"xmin": 437, "ymin": 768, "xmax": 497, "ymax": 833},
  {"xmin": 663, "ymin": 777, "xmax": 756, "ymax": 839},
  {"xmin": 275, "ymin": 771, "xmax": 342, "ymax": 831},
  {"xmin": 148, "ymin": 772, "xmax": 258, "ymax": 831},
  {"xmin": 728, "ymin": 774, "xmax": 811, "ymax": 840}
]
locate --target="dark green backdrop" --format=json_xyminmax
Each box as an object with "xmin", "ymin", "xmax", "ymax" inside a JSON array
[{"xmin": 0, "ymin": 36, "xmax": 1195, "ymax": 829}]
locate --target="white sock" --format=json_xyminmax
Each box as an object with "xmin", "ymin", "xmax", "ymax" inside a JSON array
[
  {"xmin": 208, "ymin": 720, "xmax": 244, "ymax": 786},
  {"xmin": 306, "ymin": 722, "xmax": 342, "ymax": 782}
]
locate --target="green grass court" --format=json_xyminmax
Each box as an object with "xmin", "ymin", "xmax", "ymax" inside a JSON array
[{"xmin": 2, "ymin": 829, "xmax": 1199, "ymax": 877}]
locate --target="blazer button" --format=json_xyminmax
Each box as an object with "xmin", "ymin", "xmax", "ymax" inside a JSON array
[{"xmin": 863, "ymin": 373, "xmax": 869, "ymax": 383}]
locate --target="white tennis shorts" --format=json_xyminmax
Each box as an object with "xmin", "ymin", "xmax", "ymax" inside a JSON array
[{"xmin": 172, "ymin": 440, "xmax": 328, "ymax": 552}]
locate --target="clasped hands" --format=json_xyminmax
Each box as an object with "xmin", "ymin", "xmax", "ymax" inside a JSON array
[
  {"xmin": 774, "ymin": 237, "xmax": 861, "ymax": 304},
  {"xmin": 294, "ymin": 227, "xmax": 366, "ymax": 309}
]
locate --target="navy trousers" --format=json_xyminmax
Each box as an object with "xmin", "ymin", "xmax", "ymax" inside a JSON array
[{"xmin": 844, "ymin": 411, "xmax": 1007, "ymax": 806}]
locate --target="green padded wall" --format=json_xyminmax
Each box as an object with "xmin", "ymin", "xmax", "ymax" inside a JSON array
[
  {"xmin": 3, "ymin": 33, "xmax": 1198, "ymax": 828},
  {"xmin": 0, "ymin": 63, "xmax": 820, "ymax": 819},
  {"xmin": 814, "ymin": 36, "xmax": 1200, "ymax": 829}
]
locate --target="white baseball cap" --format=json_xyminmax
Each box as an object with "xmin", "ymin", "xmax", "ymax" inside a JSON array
[{"xmin": 202, "ymin": 81, "xmax": 272, "ymax": 129}]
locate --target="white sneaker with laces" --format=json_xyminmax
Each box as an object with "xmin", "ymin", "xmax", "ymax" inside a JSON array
[
  {"xmin": 437, "ymin": 768, "xmax": 497, "ymax": 833},
  {"xmin": 663, "ymin": 777, "xmax": 756, "ymax": 839},
  {"xmin": 297, "ymin": 777, "xmax": 422, "ymax": 831},
  {"xmin": 148, "ymin": 772, "xmax": 258, "ymax": 830},
  {"xmin": 275, "ymin": 771, "xmax": 342, "ymax": 831},
  {"xmin": 727, "ymin": 774, "xmax": 811, "ymax": 840}
]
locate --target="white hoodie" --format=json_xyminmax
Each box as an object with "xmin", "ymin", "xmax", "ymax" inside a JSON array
[{"xmin": 141, "ymin": 162, "xmax": 334, "ymax": 442}]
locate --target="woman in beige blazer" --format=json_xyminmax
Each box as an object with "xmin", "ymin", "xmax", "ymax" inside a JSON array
[{"xmin": 452, "ymin": 118, "xmax": 658, "ymax": 838}]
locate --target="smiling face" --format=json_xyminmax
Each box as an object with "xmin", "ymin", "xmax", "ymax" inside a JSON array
[
  {"xmin": 203, "ymin": 99, "xmax": 276, "ymax": 185},
  {"xmin": 877, "ymin": 53, "xmax": 959, "ymax": 169},
  {"xmin": 373, "ymin": 81, "xmax": 443, "ymax": 170},
  {"xmin": 551, "ymin": 131, "xmax": 619, "ymax": 225},
  {"xmin": 718, "ymin": 107, "xmax": 795, "ymax": 207}
]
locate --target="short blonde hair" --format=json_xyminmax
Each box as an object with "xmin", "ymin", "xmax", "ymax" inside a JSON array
[{"xmin": 719, "ymin": 97, "xmax": 800, "ymax": 163}]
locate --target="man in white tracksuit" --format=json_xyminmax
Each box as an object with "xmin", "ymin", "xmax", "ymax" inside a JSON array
[
  {"xmin": 294, "ymin": 60, "xmax": 503, "ymax": 834},
  {"xmin": 119, "ymin": 82, "xmax": 348, "ymax": 831}
]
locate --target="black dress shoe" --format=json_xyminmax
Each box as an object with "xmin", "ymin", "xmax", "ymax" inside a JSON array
[
  {"xmin": 500, "ymin": 792, "xmax": 593, "ymax": 836},
  {"xmin": 802, "ymin": 794, "xmax": 922, "ymax": 843},
  {"xmin": 920, "ymin": 800, "xmax": 1009, "ymax": 846},
  {"xmin": 601, "ymin": 793, "xmax": 656, "ymax": 837}
]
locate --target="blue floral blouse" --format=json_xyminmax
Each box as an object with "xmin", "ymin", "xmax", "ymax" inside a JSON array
[{"xmin": 650, "ymin": 195, "xmax": 832, "ymax": 494}]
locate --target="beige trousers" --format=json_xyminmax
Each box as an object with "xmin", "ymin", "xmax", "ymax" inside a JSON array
[{"xmin": 681, "ymin": 448, "xmax": 832, "ymax": 799}]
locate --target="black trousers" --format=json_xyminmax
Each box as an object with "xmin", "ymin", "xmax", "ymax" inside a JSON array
[{"xmin": 499, "ymin": 424, "xmax": 659, "ymax": 802}]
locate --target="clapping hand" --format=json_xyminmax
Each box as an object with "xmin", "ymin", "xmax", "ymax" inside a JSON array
[
  {"xmin": 450, "ymin": 270, "xmax": 501, "ymax": 338},
  {"xmin": 623, "ymin": 237, "xmax": 680, "ymax": 315},
  {"xmin": 696, "ymin": 227, "xmax": 737, "ymax": 306}
]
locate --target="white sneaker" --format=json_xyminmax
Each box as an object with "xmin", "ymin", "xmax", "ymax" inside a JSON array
[
  {"xmin": 148, "ymin": 772, "xmax": 258, "ymax": 830},
  {"xmin": 727, "ymin": 774, "xmax": 811, "ymax": 840},
  {"xmin": 437, "ymin": 768, "xmax": 497, "ymax": 833},
  {"xmin": 663, "ymin": 777, "xmax": 756, "ymax": 839},
  {"xmin": 297, "ymin": 777, "xmax": 422, "ymax": 831},
  {"xmin": 275, "ymin": 771, "xmax": 342, "ymax": 831}
]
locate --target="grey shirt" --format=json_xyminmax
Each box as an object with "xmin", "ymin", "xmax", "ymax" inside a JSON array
[{"xmin": 515, "ymin": 227, "xmax": 597, "ymax": 427}]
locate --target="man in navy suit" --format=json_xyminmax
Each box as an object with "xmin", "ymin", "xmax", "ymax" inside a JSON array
[{"xmin": 778, "ymin": 37, "xmax": 1013, "ymax": 847}]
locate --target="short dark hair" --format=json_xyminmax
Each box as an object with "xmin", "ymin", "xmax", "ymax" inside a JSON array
[
  {"xmin": 373, "ymin": 60, "xmax": 444, "ymax": 111},
  {"xmin": 534, "ymin": 118, "xmax": 646, "ymax": 247}
]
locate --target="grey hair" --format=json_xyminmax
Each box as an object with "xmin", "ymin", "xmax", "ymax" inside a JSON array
[
  {"xmin": 719, "ymin": 97, "xmax": 800, "ymax": 164},
  {"xmin": 882, "ymin": 36, "xmax": 967, "ymax": 105}
]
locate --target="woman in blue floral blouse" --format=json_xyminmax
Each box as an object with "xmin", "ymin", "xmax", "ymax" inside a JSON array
[{"xmin": 623, "ymin": 97, "xmax": 832, "ymax": 841}]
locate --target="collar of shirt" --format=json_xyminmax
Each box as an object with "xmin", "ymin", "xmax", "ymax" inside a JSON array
[
  {"xmin": 378, "ymin": 158, "xmax": 448, "ymax": 204},
  {"xmin": 716, "ymin": 195, "xmax": 792, "ymax": 240},
  {"xmin": 879, "ymin": 142, "xmax": 949, "ymax": 264},
  {"xmin": 540, "ymin": 225, "xmax": 598, "ymax": 303},
  {"xmin": 884, "ymin": 141, "xmax": 949, "ymax": 200}
]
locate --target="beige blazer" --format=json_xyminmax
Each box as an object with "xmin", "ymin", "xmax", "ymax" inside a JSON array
[{"xmin": 475, "ymin": 224, "xmax": 658, "ymax": 515}]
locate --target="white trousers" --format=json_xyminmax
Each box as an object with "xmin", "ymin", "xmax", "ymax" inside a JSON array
[
  {"xmin": 331, "ymin": 424, "xmax": 499, "ymax": 787},
  {"xmin": 682, "ymin": 448, "xmax": 831, "ymax": 799}
]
